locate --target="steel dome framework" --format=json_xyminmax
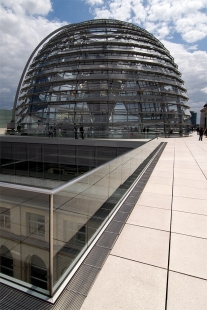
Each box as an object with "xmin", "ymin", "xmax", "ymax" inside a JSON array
[{"xmin": 14, "ymin": 19, "xmax": 190, "ymax": 132}]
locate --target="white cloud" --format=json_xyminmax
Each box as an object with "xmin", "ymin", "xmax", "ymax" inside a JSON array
[
  {"xmin": 87, "ymin": 0, "xmax": 207, "ymax": 43},
  {"xmin": 93, "ymin": 0, "xmax": 133, "ymax": 21},
  {"xmin": 162, "ymin": 40, "xmax": 207, "ymax": 111},
  {"xmin": 187, "ymin": 45, "xmax": 198, "ymax": 50},
  {"xmin": 0, "ymin": 88, "xmax": 11, "ymax": 93},
  {"xmin": 85, "ymin": 0, "xmax": 104, "ymax": 5},
  {"xmin": 175, "ymin": 12, "xmax": 207, "ymax": 43},
  {"xmin": 0, "ymin": 0, "xmax": 52, "ymax": 15},
  {"xmin": 201, "ymin": 87, "xmax": 207, "ymax": 93},
  {"xmin": 0, "ymin": 1, "xmax": 67, "ymax": 109}
]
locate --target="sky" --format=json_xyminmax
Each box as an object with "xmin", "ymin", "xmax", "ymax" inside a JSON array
[{"xmin": 0, "ymin": 0, "xmax": 207, "ymax": 121}]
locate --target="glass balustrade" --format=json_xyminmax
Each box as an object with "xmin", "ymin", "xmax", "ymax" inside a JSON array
[{"xmin": 0, "ymin": 138, "xmax": 160, "ymax": 297}]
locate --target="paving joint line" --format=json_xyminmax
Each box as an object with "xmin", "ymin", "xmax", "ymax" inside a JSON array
[
  {"xmin": 172, "ymin": 209, "xmax": 207, "ymax": 217},
  {"xmin": 169, "ymin": 269, "xmax": 207, "ymax": 281},
  {"xmin": 171, "ymin": 231, "xmax": 207, "ymax": 240},
  {"xmin": 182, "ymin": 138, "xmax": 207, "ymax": 181},
  {"xmin": 110, "ymin": 254, "xmax": 167, "ymax": 270},
  {"xmin": 164, "ymin": 139, "xmax": 175, "ymax": 310},
  {"xmin": 126, "ymin": 222, "xmax": 170, "ymax": 233}
]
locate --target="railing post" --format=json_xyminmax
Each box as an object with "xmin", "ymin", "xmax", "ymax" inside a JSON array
[{"xmin": 49, "ymin": 194, "xmax": 53, "ymax": 297}]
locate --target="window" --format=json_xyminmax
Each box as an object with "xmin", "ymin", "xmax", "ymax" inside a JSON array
[
  {"xmin": 28, "ymin": 213, "xmax": 45, "ymax": 237},
  {"xmin": 76, "ymin": 225, "xmax": 86, "ymax": 247},
  {"xmin": 0, "ymin": 207, "xmax": 11, "ymax": 229},
  {"xmin": 0, "ymin": 246, "xmax": 13, "ymax": 277},
  {"xmin": 64, "ymin": 220, "xmax": 86, "ymax": 247},
  {"xmin": 30, "ymin": 255, "xmax": 47, "ymax": 290}
]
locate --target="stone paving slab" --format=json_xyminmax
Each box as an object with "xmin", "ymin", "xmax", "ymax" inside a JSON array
[
  {"xmin": 127, "ymin": 205, "xmax": 171, "ymax": 231},
  {"xmin": 135, "ymin": 192, "xmax": 172, "ymax": 209},
  {"xmin": 170, "ymin": 233, "xmax": 207, "ymax": 279},
  {"xmin": 171, "ymin": 211, "xmax": 207, "ymax": 238},
  {"xmin": 172, "ymin": 196, "xmax": 207, "ymax": 215},
  {"xmin": 111, "ymin": 224, "xmax": 169, "ymax": 268},
  {"xmin": 81, "ymin": 255, "xmax": 167, "ymax": 310},
  {"xmin": 167, "ymin": 272, "xmax": 207, "ymax": 310}
]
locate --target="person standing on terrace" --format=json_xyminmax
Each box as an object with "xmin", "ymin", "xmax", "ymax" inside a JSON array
[
  {"xmin": 80, "ymin": 125, "xmax": 84, "ymax": 139},
  {"xmin": 74, "ymin": 124, "xmax": 78, "ymax": 139},
  {"xmin": 199, "ymin": 128, "xmax": 204, "ymax": 141}
]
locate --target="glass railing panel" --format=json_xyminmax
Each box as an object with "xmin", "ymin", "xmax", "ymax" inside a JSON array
[
  {"xmin": 108, "ymin": 157, "xmax": 123, "ymax": 198},
  {"xmin": 53, "ymin": 195, "xmax": 90, "ymax": 284},
  {"xmin": 109, "ymin": 164, "xmax": 122, "ymax": 189},
  {"xmin": 130, "ymin": 150, "xmax": 141, "ymax": 175},
  {"xmin": 121, "ymin": 161, "xmax": 131, "ymax": 184},
  {"xmin": 52, "ymin": 138, "xmax": 161, "ymax": 293},
  {"xmin": 120, "ymin": 151, "xmax": 132, "ymax": 186},
  {"xmin": 52, "ymin": 166, "xmax": 110, "ymax": 287},
  {"xmin": 0, "ymin": 187, "xmax": 50, "ymax": 295}
]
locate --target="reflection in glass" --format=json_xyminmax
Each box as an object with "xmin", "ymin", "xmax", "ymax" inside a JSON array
[
  {"xmin": 30, "ymin": 255, "xmax": 47, "ymax": 290},
  {"xmin": 0, "ymin": 188, "xmax": 50, "ymax": 294},
  {"xmin": 0, "ymin": 246, "xmax": 13, "ymax": 277},
  {"xmin": 0, "ymin": 139, "xmax": 161, "ymax": 297}
]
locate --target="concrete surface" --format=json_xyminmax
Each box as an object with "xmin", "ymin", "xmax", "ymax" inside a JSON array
[{"xmin": 81, "ymin": 132, "xmax": 207, "ymax": 310}]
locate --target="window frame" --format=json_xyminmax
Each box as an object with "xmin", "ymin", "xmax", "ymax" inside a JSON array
[
  {"xmin": 0, "ymin": 207, "xmax": 11, "ymax": 229},
  {"xmin": 28, "ymin": 212, "xmax": 45, "ymax": 238}
]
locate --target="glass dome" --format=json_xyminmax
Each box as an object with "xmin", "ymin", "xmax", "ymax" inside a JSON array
[{"xmin": 14, "ymin": 19, "xmax": 190, "ymax": 132}]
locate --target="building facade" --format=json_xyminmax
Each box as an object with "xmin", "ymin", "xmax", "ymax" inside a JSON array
[
  {"xmin": 13, "ymin": 19, "xmax": 190, "ymax": 134},
  {"xmin": 200, "ymin": 104, "xmax": 207, "ymax": 128},
  {"xmin": 190, "ymin": 110, "xmax": 197, "ymax": 126}
]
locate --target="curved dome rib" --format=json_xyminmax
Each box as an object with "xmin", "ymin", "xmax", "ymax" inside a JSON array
[{"xmin": 12, "ymin": 24, "xmax": 71, "ymax": 120}]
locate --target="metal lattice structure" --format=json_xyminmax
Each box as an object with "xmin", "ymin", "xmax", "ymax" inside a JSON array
[{"xmin": 14, "ymin": 19, "xmax": 190, "ymax": 132}]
